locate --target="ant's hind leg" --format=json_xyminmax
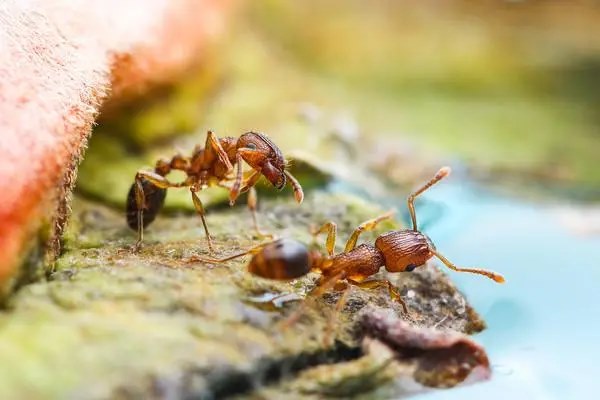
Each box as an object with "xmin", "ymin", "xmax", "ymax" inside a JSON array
[
  {"xmin": 348, "ymin": 279, "xmax": 409, "ymax": 314},
  {"xmin": 187, "ymin": 241, "xmax": 271, "ymax": 264},
  {"xmin": 133, "ymin": 179, "xmax": 145, "ymax": 251},
  {"xmin": 248, "ymin": 187, "xmax": 273, "ymax": 239},
  {"xmin": 311, "ymin": 221, "xmax": 337, "ymax": 256},
  {"xmin": 344, "ymin": 210, "xmax": 395, "ymax": 252},
  {"xmin": 190, "ymin": 188, "xmax": 215, "ymax": 253},
  {"xmin": 131, "ymin": 170, "xmax": 188, "ymax": 251}
]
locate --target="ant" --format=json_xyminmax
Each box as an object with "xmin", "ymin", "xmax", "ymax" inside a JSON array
[
  {"xmin": 126, "ymin": 131, "xmax": 304, "ymax": 252},
  {"xmin": 193, "ymin": 166, "xmax": 504, "ymax": 315}
]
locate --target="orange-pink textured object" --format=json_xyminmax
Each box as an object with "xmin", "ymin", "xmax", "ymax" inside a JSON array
[{"xmin": 0, "ymin": 0, "xmax": 232, "ymax": 292}]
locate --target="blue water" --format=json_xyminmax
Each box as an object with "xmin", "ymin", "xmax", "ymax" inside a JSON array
[
  {"xmin": 331, "ymin": 175, "xmax": 599, "ymax": 399},
  {"xmin": 408, "ymin": 180, "xmax": 599, "ymax": 400}
]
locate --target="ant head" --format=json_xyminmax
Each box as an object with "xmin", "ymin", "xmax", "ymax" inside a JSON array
[
  {"xmin": 237, "ymin": 132, "xmax": 287, "ymax": 190},
  {"xmin": 248, "ymin": 239, "xmax": 311, "ymax": 280},
  {"xmin": 375, "ymin": 230, "xmax": 435, "ymax": 273}
]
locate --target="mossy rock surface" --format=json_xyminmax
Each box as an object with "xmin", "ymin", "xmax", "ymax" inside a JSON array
[{"xmin": 0, "ymin": 192, "xmax": 483, "ymax": 399}]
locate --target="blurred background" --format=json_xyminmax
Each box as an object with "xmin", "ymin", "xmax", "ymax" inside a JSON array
[
  {"xmin": 240, "ymin": 0, "xmax": 600, "ymax": 192},
  {"xmin": 86, "ymin": 0, "xmax": 600, "ymax": 201}
]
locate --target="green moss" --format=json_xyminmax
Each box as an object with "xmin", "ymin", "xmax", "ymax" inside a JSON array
[{"xmin": 0, "ymin": 193, "xmax": 482, "ymax": 399}]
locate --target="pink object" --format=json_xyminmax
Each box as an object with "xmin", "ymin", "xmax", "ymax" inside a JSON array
[{"xmin": 0, "ymin": 0, "xmax": 232, "ymax": 292}]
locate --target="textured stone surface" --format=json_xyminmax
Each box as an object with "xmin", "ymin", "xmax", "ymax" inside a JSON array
[{"xmin": 0, "ymin": 193, "xmax": 485, "ymax": 399}]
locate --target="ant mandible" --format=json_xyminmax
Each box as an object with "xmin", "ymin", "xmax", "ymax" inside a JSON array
[
  {"xmin": 126, "ymin": 131, "xmax": 304, "ymax": 252},
  {"xmin": 194, "ymin": 166, "xmax": 504, "ymax": 313}
]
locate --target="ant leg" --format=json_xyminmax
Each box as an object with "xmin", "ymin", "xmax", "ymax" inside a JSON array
[
  {"xmin": 218, "ymin": 170, "xmax": 260, "ymax": 192},
  {"xmin": 133, "ymin": 179, "xmax": 145, "ymax": 251},
  {"xmin": 229, "ymin": 152, "xmax": 245, "ymax": 206},
  {"xmin": 408, "ymin": 166, "xmax": 451, "ymax": 231},
  {"xmin": 311, "ymin": 222, "xmax": 337, "ymax": 256},
  {"xmin": 240, "ymin": 170, "xmax": 261, "ymax": 193},
  {"xmin": 135, "ymin": 170, "xmax": 190, "ymax": 189},
  {"xmin": 430, "ymin": 249, "xmax": 505, "ymax": 283},
  {"xmin": 190, "ymin": 188, "xmax": 214, "ymax": 253},
  {"xmin": 323, "ymin": 283, "xmax": 351, "ymax": 346},
  {"xmin": 248, "ymin": 187, "xmax": 273, "ymax": 238},
  {"xmin": 284, "ymin": 170, "xmax": 304, "ymax": 204},
  {"xmin": 205, "ymin": 130, "xmax": 233, "ymax": 172},
  {"xmin": 344, "ymin": 210, "xmax": 395, "ymax": 252},
  {"xmin": 348, "ymin": 279, "xmax": 409, "ymax": 314},
  {"xmin": 280, "ymin": 271, "xmax": 346, "ymax": 329},
  {"xmin": 133, "ymin": 170, "xmax": 189, "ymax": 251},
  {"xmin": 187, "ymin": 241, "xmax": 272, "ymax": 264}
]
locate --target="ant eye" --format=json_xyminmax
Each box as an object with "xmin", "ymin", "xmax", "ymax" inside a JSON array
[
  {"xmin": 246, "ymin": 143, "xmax": 257, "ymax": 150},
  {"xmin": 405, "ymin": 264, "xmax": 417, "ymax": 272}
]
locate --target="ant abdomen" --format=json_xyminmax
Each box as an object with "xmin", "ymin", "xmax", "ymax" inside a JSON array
[
  {"xmin": 126, "ymin": 179, "xmax": 167, "ymax": 230},
  {"xmin": 247, "ymin": 239, "xmax": 311, "ymax": 281},
  {"xmin": 375, "ymin": 230, "xmax": 433, "ymax": 273}
]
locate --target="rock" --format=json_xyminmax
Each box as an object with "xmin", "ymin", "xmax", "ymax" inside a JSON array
[{"xmin": 0, "ymin": 193, "xmax": 485, "ymax": 399}]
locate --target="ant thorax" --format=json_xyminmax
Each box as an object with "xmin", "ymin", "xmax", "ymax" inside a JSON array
[{"xmin": 326, "ymin": 244, "xmax": 384, "ymax": 282}]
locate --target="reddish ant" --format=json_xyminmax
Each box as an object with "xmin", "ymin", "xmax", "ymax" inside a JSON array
[
  {"xmin": 126, "ymin": 131, "xmax": 304, "ymax": 251},
  {"xmin": 193, "ymin": 167, "xmax": 504, "ymax": 314}
]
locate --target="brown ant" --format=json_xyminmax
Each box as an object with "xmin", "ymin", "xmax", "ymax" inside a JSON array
[
  {"xmin": 193, "ymin": 167, "xmax": 504, "ymax": 314},
  {"xmin": 126, "ymin": 131, "xmax": 304, "ymax": 251}
]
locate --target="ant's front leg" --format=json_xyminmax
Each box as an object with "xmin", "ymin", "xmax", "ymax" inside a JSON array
[
  {"xmin": 205, "ymin": 130, "xmax": 233, "ymax": 172},
  {"xmin": 247, "ymin": 187, "xmax": 273, "ymax": 239},
  {"xmin": 344, "ymin": 210, "xmax": 395, "ymax": 252},
  {"xmin": 190, "ymin": 186, "xmax": 215, "ymax": 253},
  {"xmin": 229, "ymin": 151, "xmax": 247, "ymax": 206},
  {"xmin": 237, "ymin": 170, "xmax": 272, "ymax": 238},
  {"xmin": 347, "ymin": 278, "xmax": 408, "ymax": 314},
  {"xmin": 219, "ymin": 170, "xmax": 271, "ymax": 238}
]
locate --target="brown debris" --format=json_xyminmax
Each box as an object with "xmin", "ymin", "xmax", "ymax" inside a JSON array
[{"xmin": 359, "ymin": 307, "xmax": 491, "ymax": 388}]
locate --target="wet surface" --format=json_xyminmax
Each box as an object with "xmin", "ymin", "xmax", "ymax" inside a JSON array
[{"xmin": 393, "ymin": 176, "xmax": 600, "ymax": 400}]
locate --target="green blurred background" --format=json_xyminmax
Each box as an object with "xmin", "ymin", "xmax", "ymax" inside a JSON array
[
  {"xmin": 244, "ymin": 0, "xmax": 600, "ymax": 188},
  {"xmin": 84, "ymin": 0, "xmax": 600, "ymax": 205}
]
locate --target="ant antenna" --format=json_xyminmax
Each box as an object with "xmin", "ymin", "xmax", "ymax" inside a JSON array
[
  {"xmin": 431, "ymin": 249, "xmax": 505, "ymax": 283},
  {"xmin": 407, "ymin": 166, "xmax": 451, "ymax": 231},
  {"xmin": 285, "ymin": 170, "xmax": 304, "ymax": 203}
]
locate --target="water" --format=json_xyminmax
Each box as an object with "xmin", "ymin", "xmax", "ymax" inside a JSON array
[
  {"xmin": 331, "ymin": 173, "xmax": 599, "ymax": 399},
  {"xmin": 409, "ymin": 180, "xmax": 600, "ymax": 400}
]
